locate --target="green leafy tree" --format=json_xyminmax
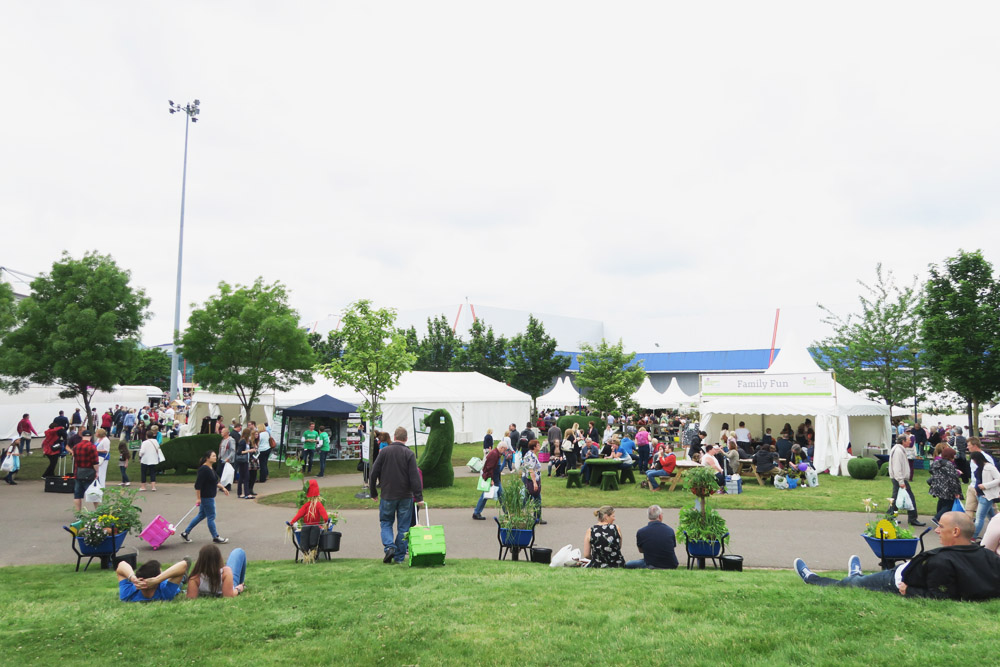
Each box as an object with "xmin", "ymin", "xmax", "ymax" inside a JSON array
[
  {"xmin": 414, "ymin": 315, "xmax": 460, "ymax": 371},
  {"xmin": 401, "ymin": 326, "xmax": 421, "ymax": 360},
  {"xmin": 815, "ymin": 264, "xmax": 923, "ymax": 413},
  {"xmin": 123, "ymin": 347, "xmax": 172, "ymax": 388},
  {"xmin": 506, "ymin": 314, "xmax": 571, "ymax": 415},
  {"xmin": 316, "ymin": 300, "xmax": 416, "ymax": 449},
  {"xmin": 416, "ymin": 408, "xmax": 455, "ymax": 488},
  {"xmin": 179, "ymin": 278, "xmax": 315, "ymax": 424},
  {"xmin": 0, "ymin": 281, "xmax": 15, "ymax": 337},
  {"xmin": 920, "ymin": 250, "xmax": 1000, "ymax": 428},
  {"xmin": 451, "ymin": 319, "xmax": 508, "ymax": 381},
  {"xmin": 307, "ymin": 329, "xmax": 345, "ymax": 366},
  {"xmin": 574, "ymin": 338, "xmax": 646, "ymax": 416},
  {"xmin": 0, "ymin": 252, "xmax": 150, "ymax": 430}
]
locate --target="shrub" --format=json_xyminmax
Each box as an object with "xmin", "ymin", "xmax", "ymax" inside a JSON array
[
  {"xmin": 417, "ymin": 409, "xmax": 455, "ymax": 488},
  {"xmin": 847, "ymin": 457, "xmax": 878, "ymax": 480},
  {"xmin": 555, "ymin": 414, "xmax": 605, "ymax": 436},
  {"xmin": 159, "ymin": 433, "xmax": 222, "ymax": 475},
  {"xmin": 877, "ymin": 461, "xmax": 890, "ymax": 476}
]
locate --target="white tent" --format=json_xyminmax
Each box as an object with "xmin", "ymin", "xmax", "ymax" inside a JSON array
[
  {"xmin": 660, "ymin": 377, "xmax": 699, "ymax": 410},
  {"xmin": 538, "ymin": 377, "xmax": 587, "ymax": 410},
  {"xmin": 631, "ymin": 377, "xmax": 672, "ymax": 409},
  {"xmin": 981, "ymin": 404, "xmax": 1000, "ymax": 434},
  {"xmin": 0, "ymin": 384, "xmax": 162, "ymax": 440},
  {"xmin": 182, "ymin": 391, "xmax": 277, "ymax": 437},
  {"xmin": 185, "ymin": 371, "xmax": 531, "ymax": 444},
  {"xmin": 699, "ymin": 341, "xmax": 892, "ymax": 475}
]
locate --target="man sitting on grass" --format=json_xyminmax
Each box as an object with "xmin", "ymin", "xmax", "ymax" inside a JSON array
[
  {"xmin": 794, "ymin": 512, "xmax": 1000, "ymax": 600},
  {"xmin": 116, "ymin": 557, "xmax": 191, "ymax": 602}
]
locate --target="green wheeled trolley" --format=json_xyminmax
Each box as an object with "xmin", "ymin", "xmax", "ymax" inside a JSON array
[{"xmin": 406, "ymin": 501, "xmax": 446, "ymax": 567}]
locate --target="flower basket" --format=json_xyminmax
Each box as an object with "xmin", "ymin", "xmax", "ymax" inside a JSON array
[
  {"xmin": 77, "ymin": 531, "xmax": 127, "ymax": 555},
  {"xmin": 499, "ymin": 528, "xmax": 534, "ymax": 547},
  {"xmin": 687, "ymin": 538, "xmax": 726, "ymax": 558},
  {"xmin": 862, "ymin": 534, "xmax": 919, "ymax": 560}
]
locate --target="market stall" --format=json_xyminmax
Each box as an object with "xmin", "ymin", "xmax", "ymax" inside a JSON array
[{"xmin": 277, "ymin": 394, "xmax": 359, "ymax": 462}]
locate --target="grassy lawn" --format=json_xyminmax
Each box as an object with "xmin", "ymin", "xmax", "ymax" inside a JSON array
[
  {"xmin": 1, "ymin": 559, "xmax": 993, "ymax": 665},
  {"xmin": 260, "ymin": 468, "xmax": 930, "ymax": 513}
]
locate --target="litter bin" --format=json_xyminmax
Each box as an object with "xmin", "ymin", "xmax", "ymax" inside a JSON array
[
  {"xmin": 530, "ymin": 548, "xmax": 552, "ymax": 564},
  {"xmin": 720, "ymin": 555, "xmax": 743, "ymax": 572}
]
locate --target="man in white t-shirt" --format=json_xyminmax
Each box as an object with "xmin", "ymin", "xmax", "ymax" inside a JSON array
[
  {"xmin": 734, "ymin": 422, "xmax": 752, "ymax": 451},
  {"xmin": 164, "ymin": 406, "xmax": 175, "ymax": 427}
]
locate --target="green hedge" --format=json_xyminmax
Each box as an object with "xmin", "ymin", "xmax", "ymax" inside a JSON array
[
  {"xmin": 847, "ymin": 457, "xmax": 879, "ymax": 480},
  {"xmin": 877, "ymin": 461, "xmax": 890, "ymax": 476},
  {"xmin": 417, "ymin": 409, "xmax": 455, "ymax": 488},
  {"xmin": 555, "ymin": 414, "xmax": 605, "ymax": 436},
  {"xmin": 159, "ymin": 433, "xmax": 222, "ymax": 475}
]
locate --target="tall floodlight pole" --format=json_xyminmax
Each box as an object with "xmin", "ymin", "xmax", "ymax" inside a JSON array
[{"xmin": 168, "ymin": 99, "xmax": 200, "ymax": 402}]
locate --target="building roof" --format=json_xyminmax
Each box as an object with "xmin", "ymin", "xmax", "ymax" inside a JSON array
[{"xmin": 559, "ymin": 348, "xmax": 782, "ymax": 373}]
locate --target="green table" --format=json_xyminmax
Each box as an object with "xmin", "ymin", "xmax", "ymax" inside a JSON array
[{"xmin": 583, "ymin": 458, "xmax": 624, "ymax": 486}]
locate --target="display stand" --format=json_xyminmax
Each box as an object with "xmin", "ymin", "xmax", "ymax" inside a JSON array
[{"xmin": 352, "ymin": 414, "xmax": 371, "ymax": 499}]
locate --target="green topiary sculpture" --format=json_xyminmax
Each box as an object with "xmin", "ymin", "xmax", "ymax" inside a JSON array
[
  {"xmin": 417, "ymin": 408, "xmax": 455, "ymax": 488},
  {"xmin": 847, "ymin": 457, "xmax": 879, "ymax": 480},
  {"xmin": 877, "ymin": 460, "xmax": 890, "ymax": 476}
]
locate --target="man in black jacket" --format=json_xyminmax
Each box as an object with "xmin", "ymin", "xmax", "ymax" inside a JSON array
[
  {"xmin": 369, "ymin": 427, "xmax": 423, "ymax": 564},
  {"xmin": 794, "ymin": 512, "xmax": 1000, "ymax": 600}
]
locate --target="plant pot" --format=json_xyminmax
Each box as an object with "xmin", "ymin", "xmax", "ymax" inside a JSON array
[
  {"xmin": 686, "ymin": 539, "xmax": 724, "ymax": 558},
  {"xmin": 862, "ymin": 534, "xmax": 919, "ymax": 560},
  {"xmin": 78, "ymin": 531, "xmax": 127, "ymax": 555},
  {"xmin": 499, "ymin": 528, "xmax": 534, "ymax": 547},
  {"xmin": 530, "ymin": 547, "xmax": 552, "ymax": 564},
  {"xmin": 320, "ymin": 531, "xmax": 341, "ymax": 552}
]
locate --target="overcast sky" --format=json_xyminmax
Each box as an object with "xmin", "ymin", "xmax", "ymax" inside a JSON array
[{"xmin": 3, "ymin": 1, "xmax": 998, "ymax": 353}]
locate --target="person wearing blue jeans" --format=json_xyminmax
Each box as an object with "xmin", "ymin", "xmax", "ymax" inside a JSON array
[
  {"xmin": 187, "ymin": 544, "xmax": 247, "ymax": 598},
  {"xmin": 795, "ymin": 512, "xmax": 1000, "ymax": 600},
  {"xmin": 181, "ymin": 451, "xmax": 230, "ymax": 544},
  {"xmin": 369, "ymin": 427, "xmax": 423, "ymax": 563},
  {"xmin": 473, "ymin": 442, "xmax": 509, "ymax": 519},
  {"xmin": 970, "ymin": 451, "xmax": 999, "ymax": 539}
]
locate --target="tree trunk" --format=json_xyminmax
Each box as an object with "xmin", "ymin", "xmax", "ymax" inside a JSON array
[{"xmin": 972, "ymin": 399, "xmax": 979, "ymax": 435}]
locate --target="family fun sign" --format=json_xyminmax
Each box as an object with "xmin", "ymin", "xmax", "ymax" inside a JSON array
[{"xmin": 700, "ymin": 372, "xmax": 835, "ymax": 398}]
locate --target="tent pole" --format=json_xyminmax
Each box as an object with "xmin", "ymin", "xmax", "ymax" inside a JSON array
[{"xmin": 278, "ymin": 414, "xmax": 287, "ymax": 468}]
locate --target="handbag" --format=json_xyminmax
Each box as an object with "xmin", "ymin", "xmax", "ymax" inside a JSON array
[
  {"xmin": 952, "ymin": 498, "xmax": 965, "ymax": 513},
  {"xmin": 561, "ymin": 440, "xmax": 573, "ymax": 452},
  {"xmin": 476, "ymin": 475, "xmax": 492, "ymax": 492},
  {"xmin": 155, "ymin": 443, "xmax": 166, "ymax": 464},
  {"xmin": 75, "ymin": 466, "xmax": 96, "ymax": 483},
  {"xmin": 235, "ymin": 453, "xmax": 249, "ymax": 464}
]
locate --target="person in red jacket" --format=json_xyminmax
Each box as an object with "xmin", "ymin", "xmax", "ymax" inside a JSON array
[
  {"xmin": 16, "ymin": 414, "xmax": 38, "ymax": 456},
  {"xmin": 41, "ymin": 423, "xmax": 64, "ymax": 477},
  {"xmin": 646, "ymin": 442, "xmax": 677, "ymax": 491},
  {"xmin": 101, "ymin": 410, "xmax": 114, "ymax": 431}
]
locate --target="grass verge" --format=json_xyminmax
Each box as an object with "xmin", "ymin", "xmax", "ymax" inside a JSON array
[
  {"xmin": 260, "ymin": 468, "xmax": 932, "ymax": 513},
  {"xmin": 0, "ymin": 559, "xmax": 993, "ymax": 666}
]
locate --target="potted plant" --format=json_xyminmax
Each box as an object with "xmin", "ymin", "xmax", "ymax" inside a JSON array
[
  {"xmin": 74, "ymin": 486, "xmax": 144, "ymax": 553},
  {"xmin": 678, "ymin": 466, "xmax": 729, "ymax": 558},
  {"xmin": 860, "ymin": 497, "xmax": 917, "ymax": 560},
  {"xmin": 495, "ymin": 475, "xmax": 537, "ymax": 547}
]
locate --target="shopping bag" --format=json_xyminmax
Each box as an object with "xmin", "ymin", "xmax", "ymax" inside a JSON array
[
  {"xmin": 219, "ymin": 462, "xmax": 235, "ymax": 487},
  {"xmin": 513, "ymin": 451, "xmax": 523, "ymax": 470},
  {"xmin": 804, "ymin": 468, "xmax": 819, "ymax": 487},
  {"xmin": 773, "ymin": 474, "xmax": 789, "ymax": 490},
  {"xmin": 952, "ymin": 498, "xmax": 965, "ymax": 513},
  {"xmin": 84, "ymin": 479, "xmax": 104, "ymax": 504},
  {"xmin": 476, "ymin": 475, "xmax": 491, "ymax": 492},
  {"xmin": 895, "ymin": 487, "xmax": 914, "ymax": 511},
  {"xmin": 550, "ymin": 544, "xmax": 575, "ymax": 568},
  {"xmin": 0, "ymin": 455, "xmax": 13, "ymax": 473},
  {"xmin": 484, "ymin": 485, "xmax": 499, "ymax": 499}
]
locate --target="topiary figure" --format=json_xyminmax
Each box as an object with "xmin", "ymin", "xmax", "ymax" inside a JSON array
[
  {"xmin": 847, "ymin": 457, "xmax": 878, "ymax": 480},
  {"xmin": 417, "ymin": 408, "xmax": 455, "ymax": 488},
  {"xmin": 877, "ymin": 460, "xmax": 890, "ymax": 476}
]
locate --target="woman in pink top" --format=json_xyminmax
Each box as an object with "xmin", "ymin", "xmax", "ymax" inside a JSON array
[{"xmin": 635, "ymin": 427, "xmax": 651, "ymax": 474}]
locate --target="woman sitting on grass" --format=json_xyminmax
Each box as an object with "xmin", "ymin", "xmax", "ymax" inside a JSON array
[
  {"xmin": 583, "ymin": 505, "xmax": 625, "ymax": 568},
  {"xmin": 186, "ymin": 544, "xmax": 247, "ymax": 598}
]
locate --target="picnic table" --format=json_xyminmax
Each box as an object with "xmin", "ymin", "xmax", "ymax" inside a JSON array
[
  {"xmin": 665, "ymin": 460, "xmax": 701, "ymax": 491},
  {"xmin": 583, "ymin": 458, "xmax": 624, "ymax": 486}
]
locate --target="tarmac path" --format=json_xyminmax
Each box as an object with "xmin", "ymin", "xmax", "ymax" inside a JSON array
[{"xmin": 0, "ymin": 466, "xmax": 929, "ymax": 572}]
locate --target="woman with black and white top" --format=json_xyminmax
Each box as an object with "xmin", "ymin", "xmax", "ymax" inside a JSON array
[
  {"xmin": 138, "ymin": 426, "xmax": 163, "ymax": 492},
  {"xmin": 181, "ymin": 451, "xmax": 230, "ymax": 544}
]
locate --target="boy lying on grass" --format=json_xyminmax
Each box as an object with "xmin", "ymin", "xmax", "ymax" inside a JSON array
[{"xmin": 116, "ymin": 557, "xmax": 191, "ymax": 602}]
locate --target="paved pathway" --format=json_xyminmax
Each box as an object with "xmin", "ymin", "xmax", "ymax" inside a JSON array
[{"xmin": 0, "ymin": 468, "xmax": 931, "ymax": 572}]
